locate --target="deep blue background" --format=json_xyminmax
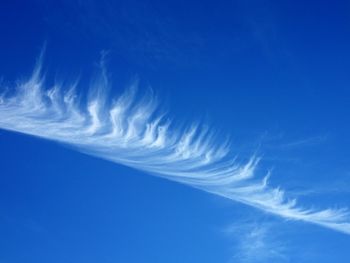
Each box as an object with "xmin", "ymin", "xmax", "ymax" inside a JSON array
[{"xmin": 1, "ymin": 0, "xmax": 350, "ymax": 262}]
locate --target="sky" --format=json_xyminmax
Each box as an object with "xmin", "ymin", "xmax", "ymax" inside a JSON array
[{"xmin": 0, "ymin": 0, "xmax": 350, "ymax": 262}]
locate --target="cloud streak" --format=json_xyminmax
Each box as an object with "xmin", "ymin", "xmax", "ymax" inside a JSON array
[{"xmin": 1, "ymin": 58, "xmax": 350, "ymax": 235}]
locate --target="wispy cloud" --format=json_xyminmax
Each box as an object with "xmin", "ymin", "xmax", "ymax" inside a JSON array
[
  {"xmin": 1, "ymin": 57, "xmax": 350, "ymax": 235},
  {"xmin": 227, "ymin": 222, "xmax": 288, "ymax": 263},
  {"xmin": 263, "ymin": 133, "xmax": 329, "ymax": 150}
]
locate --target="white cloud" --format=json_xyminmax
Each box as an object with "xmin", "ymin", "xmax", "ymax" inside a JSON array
[
  {"xmin": 1, "ymin": 58, "xmax": 350, "ymax": 235},
  {"xmin": 227, "ymin": 222, "xmax": 288, "ymax": 263}
]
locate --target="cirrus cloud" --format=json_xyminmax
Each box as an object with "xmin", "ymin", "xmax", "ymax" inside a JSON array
[{"xmin": 1, "ymin": 56, "xmax": 350, "ymax": 235}]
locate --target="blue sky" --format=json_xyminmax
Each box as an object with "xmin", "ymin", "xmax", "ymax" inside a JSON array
[{"xmin": 1, "ymin": 0, "xmax": 350, "ymax": 262}]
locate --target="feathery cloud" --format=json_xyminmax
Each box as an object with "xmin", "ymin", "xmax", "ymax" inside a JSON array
[{"xmin": 1, "ymin": 57, "xmax": 350, "ymax": 235}]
